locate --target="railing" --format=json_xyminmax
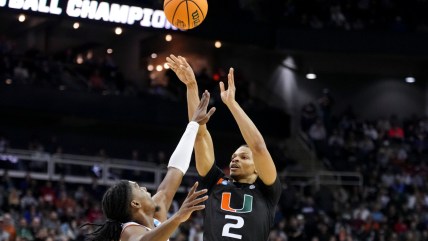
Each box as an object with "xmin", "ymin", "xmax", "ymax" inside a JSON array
[
  {"xmin": 0, "ymin": 149, "xmax": 363, "ymax": 191},
  {"xmin": 0, "ymin": 148, "xmax": 199, "ymax": 191},
  {"xmin": 280, "ymin": 171, "xmax": 363, "ymax": 191}
]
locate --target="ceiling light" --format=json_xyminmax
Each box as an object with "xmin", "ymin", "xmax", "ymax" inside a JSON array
[
  {"xmin": 306, "ymin": 73, "xmax": 317, "ymax": 79},
  {"xmin": 73, "ymin": 22, "xmax": 80, "ymax": 29},
  {"xmin": 115, "ymin": 27, "xmax": 123, "ymax": 35},
  {"xmin": 405, "ymin": 77, "xmax": 415, "ymax": 83},
  {"xmin": 18, "ymin": 14, "xmax": 26, "ymax": 22}
]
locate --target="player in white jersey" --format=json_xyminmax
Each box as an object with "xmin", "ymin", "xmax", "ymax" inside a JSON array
[{"xmin": 83, "ymin": 91, "xmax": 216, "ymax": 241}]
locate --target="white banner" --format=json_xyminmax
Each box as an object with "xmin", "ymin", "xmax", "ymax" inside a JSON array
[{"xmin": 1, "ymin": 0, "xmax": 177, "ymax": 30}]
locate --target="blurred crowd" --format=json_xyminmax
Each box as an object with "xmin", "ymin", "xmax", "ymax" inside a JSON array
[
  {"xmin": 291, "ymin": 91, "xmax": 428, "ymax": 241},
  {"xmin": 0, "ymin": 35, "xmax": 255, "ymax": 105},
  {"xmin": 280, "ymin": 0, "xmax": 428, "ymax": 32}
]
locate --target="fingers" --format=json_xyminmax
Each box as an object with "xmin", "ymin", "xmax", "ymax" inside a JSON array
[
  {"xmin": 185, "ymin": 185, "xmax": 207, "ymax": 206},
  {"xmin": 170, "ymin": 54, "xmax": 180, "ymax": 63},
  {"xmin": 166, "ymin": 57, "xmax": 174, "ymax": 67},
  {"xmin": 202, "ymin": 90, "xmax": 210, "ymax": 105},
  {"xmin": 228, "ymin": 68, "xmax": 235, "ymax": 89},
  {"xmin": 206, "ymin": 107, "xmax": 216, "ymax": 119},
  {"xmin": 166, "ymin": 54, "xmax": 181, "ymax": 69},
  {"xmin": 186, "ymin": 189, "xmax": 208, "ymax": 206},
  {"xmin": 187, "ymin": 185, "xmax": 207, "ymax": 199},
  {"xmin": 166, "ymin": 57, "xmax": 178, "ymax": 71},
  {"xmin": 187, "ymin": 195, "xmax": 208, "ymax": 207},
  {"xmin": 193, "ymin": 188, "xmax": 208, "ymax": 197},
  {"xmin": 188, "ymin": 205, "xmax": 206, "ymax": 212},
  {"xmin": 219, "ymin": 81, "xmax": 225, "ymax": 92},
  {"xmin": 178, "ymin": 56, "xmax": 190, "ymax": 67},
  {"xmin": 201, "ymin": 90, "xmax": 209, "ymax": 104},
  {"xmin": 186, "ymin": 181, "xmax": 199, "ymax": 198},
  {"xmin": 198, "ymin": 91, "xmax": 209, "ymax": 110},
  {"xmin": 178, "ymin": 183, "xmax": 208, "ymax": 220}
]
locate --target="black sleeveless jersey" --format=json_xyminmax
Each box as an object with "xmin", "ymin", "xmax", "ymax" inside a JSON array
[{"xmin": 199, "ymin": 165, "xmax": 282, "ymax": 241}]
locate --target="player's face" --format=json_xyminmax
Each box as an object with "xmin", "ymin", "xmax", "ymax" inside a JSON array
[
  {"xmin": 129, "ymin": 181, "xmax": 156, "ymax": 212},
  {"xmin": 229, "ymin": 146, "xmax": 256, "ymax": 180}
]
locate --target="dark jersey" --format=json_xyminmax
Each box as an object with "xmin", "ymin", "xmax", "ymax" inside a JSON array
[{"xmin": 199, "ymin": 165, "xmax": 282, "ymax": 241}]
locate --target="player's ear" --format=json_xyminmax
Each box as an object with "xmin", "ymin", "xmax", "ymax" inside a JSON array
[{"xmin": 131, "ymin": 200, "xmax": 141, "ymax": 209}]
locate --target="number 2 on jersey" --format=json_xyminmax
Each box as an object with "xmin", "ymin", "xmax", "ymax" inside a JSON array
[{"xmin": 222, "ymin": 215, "xmax": 244, "ymax": 239}]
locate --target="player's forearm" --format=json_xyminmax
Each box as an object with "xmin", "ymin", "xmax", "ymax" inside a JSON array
[
  {"xmin": 157, "ymin": 121, "xmax": 199, "ymax": 215},
  {"xmin": 228, "ymin": 100, "xmax": 278, "ymax": 184},
  {"xmin": 194, "ymin": 131, "xmax": 215, "ymax": 176},
  {"xmin": 154, "ymin": 168, "xmax": 183, "ymax": 221},
  {"xmin": 186, "ymin": 82, "xmax": 200, "ymax": 121},
  {"xmin": 227, "ymin": 100, "xmax": 267, "ymax": 152},
  {"xmin": 186, "ymin": 82, "xmax": 214, "ymax": 175}
]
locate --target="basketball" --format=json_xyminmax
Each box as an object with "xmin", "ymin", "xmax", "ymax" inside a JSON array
[{"xmin": 164, "ymin": 0, "xmax": 208, "ymax": 30}]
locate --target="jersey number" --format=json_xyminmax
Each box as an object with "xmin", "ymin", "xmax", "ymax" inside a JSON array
[{"xmin": 222, "ymin": 215, "xmax": 244, "ymax": 239}]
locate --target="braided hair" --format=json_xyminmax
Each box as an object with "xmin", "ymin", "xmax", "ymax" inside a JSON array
[{"xmin": 83, "ymin": 180, "xmax": 132, "ymax": 241}]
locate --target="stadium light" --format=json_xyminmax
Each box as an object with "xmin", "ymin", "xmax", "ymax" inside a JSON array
[
  {"xmin": 405, "ymin": 77, "xmax": 415, "ymax": 83},
  {"xmin": 306, "ymin": 73, "xmax": 317, "ymax": 79}
]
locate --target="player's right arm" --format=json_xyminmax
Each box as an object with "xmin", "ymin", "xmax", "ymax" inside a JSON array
[{"xmin": 166, "ymin": 55, "xmax": 215, "ymax": 177}]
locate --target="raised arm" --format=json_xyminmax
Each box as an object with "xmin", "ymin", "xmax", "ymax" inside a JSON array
[
  {"xmin": 152, "ymin": 91, "xmax": 215, "ymax": 221},
  {"xmin": 166, "ymin": 55, "xmax": 215, "ymax": 177},
  {"xmin": 219, "ymin": 68, "xmax": 277, "ymax": 185}
]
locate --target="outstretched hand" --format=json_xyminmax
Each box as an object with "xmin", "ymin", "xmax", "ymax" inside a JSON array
[
  {"xmin": 191, "ymin": 90, "xmax": 216, "ymax": 125},
  {"xmin": 174, "ymin": 182, "xmax": 208, "ymax": 223},
  {"xmin": 219, "ymin": 68, "xmax": 236, "ymax": 107},
  {"xmin": 166, "ymin": 54, "xmax": 196, "ymax": 85}
]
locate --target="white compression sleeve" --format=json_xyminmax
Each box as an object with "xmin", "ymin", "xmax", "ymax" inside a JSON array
[{"xmin": 167, "ymin": 121, "xmax": 199, "ymax": 174}]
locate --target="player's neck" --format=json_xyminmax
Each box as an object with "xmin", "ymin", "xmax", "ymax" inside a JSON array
[
  {"xmin": 133, "ymin": 212, "xmax": 155, "ymax": 229},
  {"xmin": 233, "ymin": 174, "xmax": 257, "ymax": 184}
]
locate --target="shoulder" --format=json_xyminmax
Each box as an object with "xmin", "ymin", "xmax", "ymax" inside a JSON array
[
  {"xmin": 255, "ymin": 176, "xmax": 282, "ymax": 200},
  {"xmin": 121, "ymin": 222, "xmax": 149, "ymax": 241},
  {"xmin": 122, "ymin": 222, "xmax": 142, "ymax": 229},
  {"xmin": 199, "ymin": 165, "xmax": 226, "ymax": 189}
]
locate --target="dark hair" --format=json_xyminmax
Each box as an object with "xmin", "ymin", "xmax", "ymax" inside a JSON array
[{"xmin": 83, "ymin": 180, "xmax": 132, "ymax": 241}]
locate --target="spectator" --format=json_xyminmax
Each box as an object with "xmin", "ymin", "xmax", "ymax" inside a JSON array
[
  {"xmin": 2, "ymin": 214, "xmax": 16, "ymax": 241},
  {"xmin": 16, "ymin": 217, "xmax": 34, "ymax": 241},
  {"xmin": 7, "ymin": 188, "xmax": 21, "ymax": 211},
  {"xmin": 39, "ymin": 181, "xmax": 56, "ymax": 208},
  {"xmin": 20, "ymin": 190, "xmax": 38, "ymax": 211}
]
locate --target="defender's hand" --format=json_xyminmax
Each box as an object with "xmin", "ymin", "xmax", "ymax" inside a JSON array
[{"xmin": 191, "ymin": 90, "xmax": 216, "ymax": 125}]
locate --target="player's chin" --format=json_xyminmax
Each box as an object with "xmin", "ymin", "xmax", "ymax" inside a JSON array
[{"xmin": 230, "ymin": 172, "xmax": 240, "ymax": 179}]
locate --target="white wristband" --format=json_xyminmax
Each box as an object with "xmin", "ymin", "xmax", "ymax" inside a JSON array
[{"xmin": 167, "ymin": 121, "xmax": 199, "ymax": 174}]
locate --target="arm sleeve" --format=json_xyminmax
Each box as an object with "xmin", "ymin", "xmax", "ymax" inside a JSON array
[{"xmin": 167, "ymin": 121, "xmax": 199, "ymax": 174}]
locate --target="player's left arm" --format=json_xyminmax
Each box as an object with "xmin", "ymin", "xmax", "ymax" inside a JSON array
[
  {"xmin": 153, "ymin": 91, "xmax": 215, "ymax": 221},
  {"xmin": 219, "ymin": 68, "xmax": 277, "ymax": 185}
]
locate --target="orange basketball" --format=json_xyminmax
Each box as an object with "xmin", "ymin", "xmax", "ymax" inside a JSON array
[{"xmin": 164, "ymin": 0, "xmax": 208, "ymax": 30}]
